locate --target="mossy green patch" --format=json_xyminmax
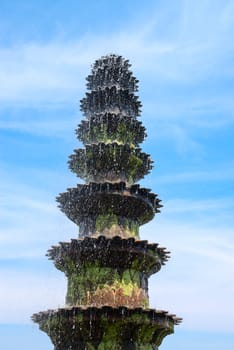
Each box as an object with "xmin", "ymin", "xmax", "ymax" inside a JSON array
[
  {"xmin": 128, "ymin": 154, "xmax": 143, "ymax": 183},
  {"xmin": 95, "ymin": 214, "xmax": 139, "ymax": 238},
  {"xmin": 98, "ymin": 321, "xmax": 122, "ymax": 349},
  {"xmin": 82, "ymin": 121, "xmax": 138, "ymax": 146},
  {"xmin": 95, "ymin": 213, "xmax": 118, "ymax": 232},
  {"xmin": 65, "ymin": 262, "xmax": 148, "ymax": 307}
]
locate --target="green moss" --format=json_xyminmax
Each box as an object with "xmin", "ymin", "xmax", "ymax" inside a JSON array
[
  {"xmin": 62, "ymin": 257, "xmax": 77, "ymax": 275},
  {"xmin": 129, "ymin": 154, "xmax": 143, "ymax": 180},
  {"xmin": 98, "ymin": 341, "xmax": 116, "ymax": 350},
  {"xmin": 123, "ymin": 219, "xmax": 139, "ymax": 238},
  {"xmin": 98, "ymin": 319, "xmax": 155, "ymax": 349},
  {"xmin": 137, "ymin": 345, "xmax": 154, "ymax": 350},
  {"xmin": 137, "ymin": 325, "xmax": 157, "ymax": 343},
  {"xmin": 66, "ymin": 263, "xmax": 116, "ymax": 305},
  {"xmin": 95, "ymin": 213, "xmax": 118, "ymax": 232},
  {"xmin": 116, "ymin": 122, "xmax": 135, "ymax": 144},
  {"xmin": 85, "ymin": 344, "xmax": 96, "ymax": 350},
  {"xmin": 95, "ymin": 214, "xmax": 139, "ymax": 239},
  {"xmin": 65, "ymin": 261, "xmax": 148, "ymax": 307},
  {"xmin": 82, "ymin": 121, "xmax": 137, "ymax": 146},
  {"xmin": 98, "ymin": 322, "xmax": 121, "ymax": 349},
  {"xmin": 39, "ymin": 311, "xmax": 173, "ymax": 349},
  {"xmin": 122, "ymin": 269, "xmax": 140, "ymax": 285},
  {"xmin": 128, "ymin": 313, "xmax": 149, "ymax": 324},
  {"xmin": 70, "ymin": 142, "xmax": 149, "ymax": 185}
]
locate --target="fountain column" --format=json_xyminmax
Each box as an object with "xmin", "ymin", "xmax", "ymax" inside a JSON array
[{"xmin": 32, "ymin": 54, "xmax": 181, "ymax": 349}]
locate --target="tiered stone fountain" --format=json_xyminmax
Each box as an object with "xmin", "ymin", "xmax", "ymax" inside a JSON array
[{"xmin": 32, "ymin": 54, "xmax": 181, "ymax": 349}]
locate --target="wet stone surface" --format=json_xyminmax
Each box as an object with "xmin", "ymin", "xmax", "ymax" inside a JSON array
[
  {"xmin": 76, "ymin": 114, "xmax": 146, "ymax": 146},
  {"xmin": 32, "ymin": 306, "xmax": 181, "ymax": 350},
  {"xmin": 32, "ymin": 54, "xmax": 181, "ymax": 349},
  {"xmin": 47, "ymin": 236, "xmax": 169, "ymax": 275},
  {"xmin": 56, "ymin": 182, "xmax": 162, "ymax": 233}
]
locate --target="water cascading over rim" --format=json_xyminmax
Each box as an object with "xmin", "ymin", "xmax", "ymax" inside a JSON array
[{"xmin": 32, "ymin": 54, "xmax": 182, "ymax": 349}]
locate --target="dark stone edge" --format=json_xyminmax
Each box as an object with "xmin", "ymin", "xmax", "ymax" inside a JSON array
[{"xmin": 32, "ymin": 305, "xmax": 182, "ymax": 326}]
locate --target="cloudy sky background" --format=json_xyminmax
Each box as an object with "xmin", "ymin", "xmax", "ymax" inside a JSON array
[{"xmin": 0, "ymin": 0, "xmax": 234, "ymax": 349}]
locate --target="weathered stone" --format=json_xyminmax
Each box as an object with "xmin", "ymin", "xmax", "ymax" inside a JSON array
[
  {"xmin": 56, "ymin": 182, "xmax": 162, "ymax": 235},
  {"xmin": 32, "ymin": 307, "xmax": 181, "ymax": 350},
  {"xmin": 32, "ymin": 54, "xmax": 181, "ymax": 349}
]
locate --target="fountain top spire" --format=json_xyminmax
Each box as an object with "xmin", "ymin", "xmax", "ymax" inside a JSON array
[
  {"xmin": 56, "ymin": 54, "xmax": 160, "ymax": 237},
  {"xmin": 81, "ymin": 53, "xmax": 141, "ymax": 119},
  {"xmin": 87, "ymin": 54, "xmax": 138, "ymax": 91}
]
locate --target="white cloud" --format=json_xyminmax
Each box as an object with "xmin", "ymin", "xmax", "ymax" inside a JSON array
[
  {"xmin": 154, "ymin": 167, "xmax": 234, "ymax": 184},
  {"xmin": 0, "ymin": 168, "xmax": 77, "ymax": 259},
  {"xmin": 0, "ymin": 1, "xmax": 233, "ymax": 105},
  {"xmin": 145, "ymin": 220, "xmax": 234, "ymax": 331},
  {"xmin": 0, "ymin": 114, "xmax": 79, "ymax": 138},
  {"xmin": 165, "ymin": 198, "xmax": 234, "ymax": 214},
  {"xmin": 0, "ymin": 0, "xmax": 233, "ymax": 158},
  {"xmin": 0, "ymin": 269, "xmax": 66, "ymax": 324}
]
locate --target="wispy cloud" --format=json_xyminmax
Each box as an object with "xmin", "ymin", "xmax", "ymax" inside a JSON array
[
  {"xmin": 0, "ymin": 168, "xmax": 77, "ymax": 259},
  {"xmin": 144, "ymin": 219, "xmax": 234, "ymax": 331},
  {"xmin": 0, "ymin": 113, "xmax": 78, "ymax": 138},
  {"xmin": 0, "ymin": 269, "xmax": 66, "ymax": 324},
  {"xmin": 1, "ymin": 0, "xmax": 234, "ymax": 336},
  {"xmin": 0, "ymin": 1, "xmax": 233, "ymax": 105},
  {"xmin": 0, "ymin": 1, "xmax": 233, "ymax": 164},
  {"xmin": 165, "ymin": 198, "xmax": 234, "ymax": 214},
  {"xmin": 154, "ymin": 167, "xmax": 234, "ymax": 184}
]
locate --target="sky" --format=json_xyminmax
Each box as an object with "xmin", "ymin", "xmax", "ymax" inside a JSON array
[{"xmin": 0, "ymin": 0, "xmax": 234, "ymax": 349}]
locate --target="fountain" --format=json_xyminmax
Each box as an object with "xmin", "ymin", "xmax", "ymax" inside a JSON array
[{"xmin": 32, "ymin": 54, "xmax": 181, "ymax": 349}]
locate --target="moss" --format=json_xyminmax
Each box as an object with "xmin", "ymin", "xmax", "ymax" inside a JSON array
[
  {"xmin": 137, "ymin": 345, "xmax": 154, "ymax": 350},
  {"xmin": 95, "ymin": 214, "xmax": 139, "ymax": 239},
  {"xmin": 95, "ymin": 213, "xmax": 118, "ymax": 232},
  {"xmin": 98, "ymin": 322, "xmax": 121, "ymax": 350},
  {"xmin": 91, "ymin": 124, "xmax": 112, "ymax": 144},
  {"xmin": 38, "ymin": 310, "xmax": 173, "ymax": 349},
  {"xmin": 98, "ymin": 319, "xmax": 155, "ymax": 349},
  {"xmin": 130, "ymin": 259, "xmax": 142, "ymax": 271},
  {"xmin": 69, "ymin": 143, "xmax": 150, "ymax": 184},
  {"xmin": 116, "ymin": 122, "xmax": 135, "ymax": 144},
  {"xmin": 82, "ymin": 121, "xmax": 137, "ymax": 146},
  {"xmin": 62, "ymin": 257, "xmax": 77, "ymax": 275},
  {"xmin": 122, "ymin": 269, "xmax": 140, "ymax": 285},
  {"xmin": 127, "ymin": 313, "xmax": 149, "ymax": 324},
  {"xmin": 137, "ymin": 325, "xmax": 157, "ymax": 343},
  {"xmin": 129, "ymin": 154, "xmax": 143, "ymax": 180},
  {"xmin": 65, "ymin": 261, "xmax": 148, "ymax": 307},
  {"xmin": 85, "ymin": 344, "xmax": 96, "ymax": 350},
  {"xmin": 123, "ymin": 219, "xmax": 139, "ymax": 238},
  {"xmin": 66, "ymin": 263, "xmax": 116, "ymax": 305}
]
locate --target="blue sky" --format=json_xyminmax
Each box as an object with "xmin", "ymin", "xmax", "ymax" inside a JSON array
[{"xmin": 0, "ymin": 0, "xmax": 234, "ymax": 349}]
